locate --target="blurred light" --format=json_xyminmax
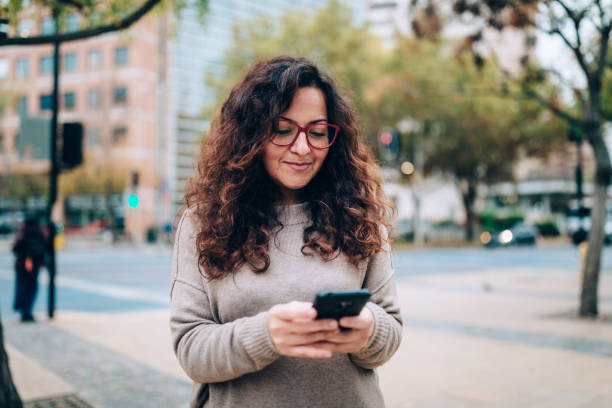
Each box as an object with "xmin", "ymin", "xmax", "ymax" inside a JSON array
[
  {"xmin": 128, "ymin": 194, "xmax": 140, "ymax": 209},
  {"xmin": 499, "ymin": 229, "xmax": 513, "ymax": 244},
  {"xmin": 379, "ymin": 131, "xmax": 393, "ymax": 145},
  {"xmin": 401, "ymin": 161, "xmax": 415, "ymax": 175},
  {"xmin": 480, "ymin": 231, "xmax": 491, "ymax": 245}
]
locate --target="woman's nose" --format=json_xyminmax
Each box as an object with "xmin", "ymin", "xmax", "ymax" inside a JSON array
[{"xmin": 290, "ymin": 131, "xmax": 311, "ymax": 155}]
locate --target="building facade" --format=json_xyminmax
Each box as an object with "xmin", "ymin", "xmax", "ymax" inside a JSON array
[{"xmin": 0, "ymin": 0, "xmax": 366, "ymax": 240}]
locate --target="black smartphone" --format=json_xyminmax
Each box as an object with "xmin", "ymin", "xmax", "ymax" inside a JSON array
[{"xmin": 313, "ymin": 289, "xmax": 371, "ymax": 320}]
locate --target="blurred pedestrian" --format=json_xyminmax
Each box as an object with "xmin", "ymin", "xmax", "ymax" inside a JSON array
[
  {"xmin": 12, "ymin": 216, "xmax": 47, "ymax": 322},
  {"xmin": 170, "ymin": 56, "xmax": 402, "ymax": 408}
]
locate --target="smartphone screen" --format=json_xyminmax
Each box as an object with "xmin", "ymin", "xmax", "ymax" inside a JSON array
[{"xmin": 313, "ymin": 289, "xmax": 371, "ymax": 320}]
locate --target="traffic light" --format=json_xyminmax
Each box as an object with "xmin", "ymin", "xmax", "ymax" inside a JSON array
[
  {"xmin": 379, "ymin": 131, "xmax": 393, "ymax": 145},
  {"xmin": 128, "ymin": 194, "xmax": 140, "ymax": 209},
  {"xmin": 61, "ymin": 122, "xmax": 83, "ymax": 169},
  {"xmin": 378, "ymin": 128, "xmax": 400, "ymax": 161},
  {"xmin": 128, "ymin": 171, "xmax": 140, "ymax": 208},
  {"xmin": 131, "ymin": 171, "xmax": 139, "ymax": 188}
]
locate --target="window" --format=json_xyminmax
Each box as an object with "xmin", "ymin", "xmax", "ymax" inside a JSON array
[
  {"xmin": 111, "ymin": 126, "xmax": 127, "ymax": 144},
  {"xmin": 40, "ymin": 55, "xmax": 53, "ymax": 75},
  {"xmin": 114, "ymin": 46, "xmax": 128, "ymax": 66},
  {"xmin": 40, "ymin": 17, "xmax": 56, "ymax": 35},
  {"xmin": 17, "ymin": 20, "xmax": 33, "ymax": 37},
  {"xmin": 17, "ymin": 97, "xmax": 28, "ymax": 115},
  {"xmin": 113, "ymin": 86, "xmax": 127, "ymax": 104},
  {"xmin": 87, "ymin": 49, "xmax": 102, "ymax": 70},
  {"xmin": 16, "ymin": 58, "xmax": 29, "ymax": 78},
  {"xmin": 64, "ymin": 92, "xmax": 75, "ymax": 109},
  {"xmin": 0, "ymin": 59, "xmax": 8, "ymax": 79},
  {"xmin": 87, "ymin": 89, "xmax": 102, "ymax": 109},
  {"xmin": 66, "ymin": 14, "xmax": 79, "ymax": 32},
  {"xmin": 86, "ymin": 126, "xmax": 101, "ymax": 147},
  {"xmin": 40, "ymin": 94, "xmax": 52, "ymax": 111},
  {"xmin": 63, "ymin": 53, "xmax": 77, "ymax": 72}
]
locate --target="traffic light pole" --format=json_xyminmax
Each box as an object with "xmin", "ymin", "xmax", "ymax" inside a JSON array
[{"xmin": 47, "ymin": 37, "xmax": 60, "ymax": 319}]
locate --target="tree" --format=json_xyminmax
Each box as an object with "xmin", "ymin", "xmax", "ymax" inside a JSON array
[
  {"xmin": 204, "ymin": 0, "xmax": 385, "ymax": 140},
  {"xmin": 60, "ymin": 153, "xmax": 129, "ymax": 241},
  {"xmin": 409, "ymin": 0, "xmax": 611, "ymax": 316},
  {"xmin": 0, "ymin": 0, "xmax": 209, "ymax": 46},
  {"xmin": 368, "ymin": 37, "xmax": 566, "ymax": 241},
  {"xmin": 0, "ymin": 171, "xmax": 48, "ymax": 211}
]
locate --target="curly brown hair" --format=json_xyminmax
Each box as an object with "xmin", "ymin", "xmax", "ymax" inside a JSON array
[{"xmin": 184, "ymin": 56, "xmax": 394, "ymax": 280}]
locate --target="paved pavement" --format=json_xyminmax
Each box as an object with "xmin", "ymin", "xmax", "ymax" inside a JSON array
[{"xmin": 2, "ymin": 242, "xmax": 612, "ymax": 407}]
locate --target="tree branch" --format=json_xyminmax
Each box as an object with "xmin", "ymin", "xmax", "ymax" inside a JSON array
[
  {"xmin": 541, "ymin": 67, "xmax": 588, "ymax": 111},
  {"xmin": 55, "ymin": 0, "xmax": 90, "ymax": 10},
  {"xmin": 595, "ymin": 0, "xmax": 606, "ymax": 27},
  {"xmin": 0, "ymin": 0, "xmax": 161, "ymax": 46},
  {"xmin": 593, "ymin": 15, "xmax": 612, "ymax": 87},
  {"xmin": 522, "ymin": 85, "xmax": 586, "ymax": 127},
  {"xmin": 547, "ymin": 26, "xmax": 592, "ymax": 84},
  {"xmin": 549, "ymin": 0, "xmax": 592, "ymax": 82}
]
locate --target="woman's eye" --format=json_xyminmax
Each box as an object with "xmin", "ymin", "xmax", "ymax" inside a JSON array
[{"xmin": 275, "ymin": 129, "xmax": 292, "ymax": 134}]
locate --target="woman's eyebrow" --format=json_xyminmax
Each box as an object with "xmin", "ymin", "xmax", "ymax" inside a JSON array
[{"xmin": 278, "ymin": 115, "xmax": 327, "ymax": 124}]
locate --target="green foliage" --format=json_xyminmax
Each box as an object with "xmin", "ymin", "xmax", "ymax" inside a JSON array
[
  {"xmin": 603, "ymin": 46, "xmax": 612, "ymax": 121},
  {"xmin": 204, "ymin": 0, "xmax": 385, "ymax": 139},
  {"xmin": 370, "ymin": 37, "xmax": 567, "ymax": 187},
  {"xmin": 1, "ymin": 0, "xmax": 209, "ymax": 34},
  {"xmin": 479, "ymin": 211, "xmax": 524, "ymax": 232},
  {"xmin": 535, "ymin": 220, "xmax": 560, "ymax": 237},
  {"xmin": 60, "ymin": 154, "xmax": 127, "ymax": 197},
  {"xmin": 0, "ymin": 172, "xmax": 48, "ymax": 207}
]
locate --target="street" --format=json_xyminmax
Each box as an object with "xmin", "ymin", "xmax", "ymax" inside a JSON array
[
  {"xmin": 2, "ymin": 243, "xmax": 612, "ymax": 407},
  {"xmin": 1, "ymin": 244, "xmax": 608, "ymax": 315}
]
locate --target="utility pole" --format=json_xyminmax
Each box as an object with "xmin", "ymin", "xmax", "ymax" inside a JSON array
[
  {"xmin": 47, "ymin": 10, "xmax": 60, "ymax": 319},
  {"xmin": 569, "ymin": 125, "xmax": 587, "ymax": 245}
]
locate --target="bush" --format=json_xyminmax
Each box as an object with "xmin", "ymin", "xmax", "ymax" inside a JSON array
[
  {"xmin": 535, "ymin": 220, "xmax": 560, "ymax": 237},
  {"xmin": 479, "ymin": 211, "xmax": 524, "ymax": 232}
]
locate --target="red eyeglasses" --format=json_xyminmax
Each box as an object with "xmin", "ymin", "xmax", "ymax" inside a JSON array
[{"xmin": 270, "ymin": 118, "xmax": 339, "ymax": 150}]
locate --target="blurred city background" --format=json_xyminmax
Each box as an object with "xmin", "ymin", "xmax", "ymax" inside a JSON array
[{"xmin": 0, "ymin": 0, "xmax": 611, "ymax": 407}]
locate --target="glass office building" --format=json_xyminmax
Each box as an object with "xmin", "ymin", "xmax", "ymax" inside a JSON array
[{"xmin": 167, "ymin": 0, "xmax": 365, "ymax": 212}]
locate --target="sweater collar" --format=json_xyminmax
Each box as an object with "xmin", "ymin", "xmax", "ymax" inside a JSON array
[{"xmin": 275, "ymin": 202, "xmax": 310, "ymax": 225}]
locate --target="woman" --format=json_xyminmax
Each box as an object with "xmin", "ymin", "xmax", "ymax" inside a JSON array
[{"xmin": 170, "ymin": 56, "xmax": 402, "ymax": 408}]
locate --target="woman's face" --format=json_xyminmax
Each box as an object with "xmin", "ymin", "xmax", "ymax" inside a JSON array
[{"xmin": 263, "ymin": 87, "xmax": 330, "ymax": 204}]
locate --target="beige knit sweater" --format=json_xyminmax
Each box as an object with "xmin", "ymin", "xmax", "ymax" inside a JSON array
[{"xmin": 170, "ymin": 203, "xmax": 403, "ymax": 408}]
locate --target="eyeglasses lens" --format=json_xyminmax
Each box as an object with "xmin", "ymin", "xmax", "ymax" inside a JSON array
[{"xmin": 272, "ymin": 121, "xmax": 335, "ymax": 148}]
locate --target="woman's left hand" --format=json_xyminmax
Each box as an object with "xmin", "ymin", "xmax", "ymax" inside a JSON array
[{"xmin": 311, "ymin": 306, "xmax": 374, "ymax": 354}]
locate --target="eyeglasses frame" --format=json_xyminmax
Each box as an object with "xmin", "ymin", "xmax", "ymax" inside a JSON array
[{"xmin": 270, "ymin": 118, "xmax": 339, "ymax": 150}]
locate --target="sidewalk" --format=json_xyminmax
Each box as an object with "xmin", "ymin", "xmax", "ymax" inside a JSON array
[{"xmin": 4, "ymin": 266, "xmax": 612, "ymax": 407}]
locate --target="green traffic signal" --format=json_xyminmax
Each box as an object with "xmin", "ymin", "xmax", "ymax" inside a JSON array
[{"xmin": 128, "ymin": 194, "xmax": 140, "ymax": 209}]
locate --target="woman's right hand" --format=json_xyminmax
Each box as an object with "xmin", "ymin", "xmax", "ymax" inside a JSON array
[{"xmin": 268, "ymin": 301, "xmax": 339, "ymax": 359}]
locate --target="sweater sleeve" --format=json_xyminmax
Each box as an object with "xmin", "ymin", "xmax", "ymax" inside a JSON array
[
  {"xmin": 169, "ymin": 209, "xmax": 281, "ymax": 384},
  {"xmin": 350, "ymin": 227, "xmax": 403, "ymax": 369}
]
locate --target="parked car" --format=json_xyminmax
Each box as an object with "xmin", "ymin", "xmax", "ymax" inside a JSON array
[
  {"xmin": 392, "ymin": 219, "xmax": 414, "ymax": 241},
  {"xmin": 481, "ymin": 223, "xmax": 538, "ymax": 248}
]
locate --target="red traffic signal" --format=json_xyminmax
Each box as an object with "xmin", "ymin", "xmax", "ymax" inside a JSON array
[{"xmin": 379, "ymin": 131, "xmax": 393, "ymax": 145}]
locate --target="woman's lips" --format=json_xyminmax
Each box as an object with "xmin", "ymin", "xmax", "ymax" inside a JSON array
[{"xmin": 284, "ymin": 161, "xmax": 312, "ymax": 171}]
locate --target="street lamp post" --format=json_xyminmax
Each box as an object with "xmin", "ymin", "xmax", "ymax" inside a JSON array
[
  {"xmin": 46, "ymin": 8, "xmax": 63, "ymax": 318},
  {"xmin": 569, "ymin": 125, "xmax": 587, "ymax": 245},
  {"xmin": 397, "ymin": 118, "xmax": 424, "ymax": 244}
]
